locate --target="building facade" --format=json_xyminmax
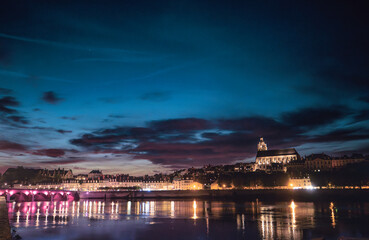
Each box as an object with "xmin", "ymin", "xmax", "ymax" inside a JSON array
[
  {"xmin": 305, "ymin": 154, "xmax": 332, "ymax": 171},
  {"xmin": 173, "ymin": 179, "xmax": 203, "ymax": 190},
  {"xmin": 289, "ymin": 178, "xmax": 312, "ymax": 189},
  {"xmin": 332, "ymin": 156, "xmax": 365, "ymax": 168},
  {"xmin": 35, "ymin": 180, "xmax": 175, "ymax": 191},
  {"xmin": 305, "ymin": 154, "xmax": 366, "ymax": 171},
  {"xmin": 255, "ymin": 138, "xmax": 300, "ymax": 170}
]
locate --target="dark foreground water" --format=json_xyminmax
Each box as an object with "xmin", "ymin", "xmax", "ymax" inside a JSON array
[{"xmin": 7, "ymin": 199, "xmax": 369, "ymax": 240}]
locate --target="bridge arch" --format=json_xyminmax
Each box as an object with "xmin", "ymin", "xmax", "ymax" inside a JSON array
[
  {"xmin": 10, "ymin": 192, "xmax": 30, "ymax": 202},
  {"xmin": 53, "ymin": 192, "xmax": 67, "ymax": 201},
  {"xmin": 34, "ymin": 192, "xmax": 49, "ymax": 201}
]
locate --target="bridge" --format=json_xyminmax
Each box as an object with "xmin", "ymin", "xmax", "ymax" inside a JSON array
[{"xmin": 0, "ymin": 189, "xmax": 79, "ymax": 202}]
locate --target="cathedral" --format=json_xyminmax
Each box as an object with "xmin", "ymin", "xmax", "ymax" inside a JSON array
[{"xmin": 255, "ymin": 138, "xmax": 300, "ymax": 167}]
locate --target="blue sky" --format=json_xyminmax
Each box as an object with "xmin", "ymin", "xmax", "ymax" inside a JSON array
[{"xmin": 0, "ymin": 0, "xmax": 369, "ymax": 175}]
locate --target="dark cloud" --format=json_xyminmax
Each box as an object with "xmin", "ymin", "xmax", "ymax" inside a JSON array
[
  {"xmin": 42, "ymin": 91, "xmax": 63, "ymax": 104},
  {"xmin": 0, "ymin": 96, "xmax": 29, "ymax": 125},
  {"xmin": 0, "ymin": 140, "xmax": 27, "ymax": 151},
  {"xmin": 39, "ymin": 158, "xmax": 85, "ymax": 165},
  {"xmin": 6, "ymin": 115, "xmax": 28, "ymax": 124},
  {"xmin": 352, "ymin": 110, "xmax": 369, "ymax": 123},
  {"xmin": 149, "ymin": 118, "xmax": 213, "ymax": 132},
  {"xmin": 69, "ymin": 104, "xmax": 369, "ymax": 168},
  {"xmin": 71, "ymin": 118, "xmax": 214, "ymax": 149},
  {"xmin": 308, "ymin": 128, "xmax": 369, "ymax": 143},
  {"xmin": 61, "ymin": 116, "xmax": 77, "ymax": 120},
  {"xmin": 70, "ymin": 127, "xmax": 157, "ymax": 148},
  {"xmin": 0, "ymin": 105, "xmax": 17, "ymax": 114},
  {"xmin": 281, "ymin": 106, "xmax": 350, "ymax": 129},
  {"xmin": 127, "ymin": 142, "xmax": 250, "ymax": 166},
  {"xmin": 218, "ymin": 116, "xmax": 289, "ymax": 133},
  {"xmin": 140, "ymin": 91, "xmax": 171, "ymax": 102},
  {"xmin": 32, "ymin": 148, "xmax": 66, "ymax": 157},
  {"xmin": 0, "ymin": 97, "xmax": 18, "ymax": 106},
  {"xmin": 108, "ymin": 114, "xmax": 125, "ymax": 119},
  {"xmin": 0, "ymin": 96, "xmax": 19, "ymax": 114},
  {"xmin": 0, "ymin": 88, "xmax": 13, "ymax": 95},
  {"xmin": 56, "ymin": 129, "xmax": 72, "ymax": 134},
  {"xmin": 70, "ymin": 134, "xmax": 121, "ymax": 147}
]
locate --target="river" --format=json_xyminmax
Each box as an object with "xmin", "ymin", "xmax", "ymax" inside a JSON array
[{"xmin": 7, "ymin": 199, "xmax": 369, "ymax": 239}]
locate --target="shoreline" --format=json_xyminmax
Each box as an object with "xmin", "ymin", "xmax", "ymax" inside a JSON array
[{"xmin": 79, "ymin": 189, "xmax": 369, "ymax": 201}]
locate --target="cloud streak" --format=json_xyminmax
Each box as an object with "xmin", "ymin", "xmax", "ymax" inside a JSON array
[
  {"xmin": 32, "ymin": 148, "xmax": 65, "ymax": 158},
  {"xmin": 140, "ymin": 91, "xmax": 171, "ymax": 102},
  {"xmin": 0, "ymin": 32, "xmax": 144, "ymax": 55},
  {"xmin": 0, "ymin": 140, "xmax": 27, "ymax": 151},
  {"xmin": 0, "ymin": 69, "xmax": 75, "ymax": 83}
]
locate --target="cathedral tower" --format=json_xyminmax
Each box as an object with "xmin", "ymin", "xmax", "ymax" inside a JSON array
[{"xmin": 257, "ymin": 137, "xmax": 268, "ymax": 151}]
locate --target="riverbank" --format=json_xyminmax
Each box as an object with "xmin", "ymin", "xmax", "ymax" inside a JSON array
[
  {"xmin": 0, "ymin": 196, "xmax": 11, "ymax": 240},
  {"xmin": 79, "ymin": 189, "xmax": 369, "ymax": 201}
]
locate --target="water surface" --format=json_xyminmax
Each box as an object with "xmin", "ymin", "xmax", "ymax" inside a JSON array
[{"xmin": 7, "ymin": 199, "xmax": 369, "ymax": 240}]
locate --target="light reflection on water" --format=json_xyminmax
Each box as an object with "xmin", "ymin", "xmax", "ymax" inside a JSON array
[{"xmin": 7, "ymin": 200, "xmax": 369, "ymax": 240}]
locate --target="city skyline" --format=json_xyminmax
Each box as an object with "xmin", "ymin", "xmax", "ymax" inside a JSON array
[{"xmin": 1, "ymin": 1, "xmax": 369, "ymax": 175}]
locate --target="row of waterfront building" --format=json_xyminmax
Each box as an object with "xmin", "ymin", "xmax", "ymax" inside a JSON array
[
  {"xmin": 2, "ymin": 137, "xmax": 368, "ymax": 191},
  {"xmin": 15, "ymin": 179, "xmax": 204, "ymax": 191}
]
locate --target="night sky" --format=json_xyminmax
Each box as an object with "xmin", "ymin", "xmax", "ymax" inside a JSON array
[{"xmin": 0, "ymin": 1, "xmax": 369, "ymax": 175}]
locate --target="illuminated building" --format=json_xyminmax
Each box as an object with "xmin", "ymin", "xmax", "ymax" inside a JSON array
[
  {"xmin": 142, "ymin": 181, "xmax": 174, "ymax": 191},
  {"xmin": 305, "ymin": 153, "xmax": 365, "ymax": 171},
  {"xmin": 210, "ymin": 182, "xmax": 222, "ymax": 190},
  {"xmin": 305, "ymin": 154, "xmax": 332, "ymax": 171},
  {"xmin": 33, "ymin": 179, "xmax": 177, "ymax": 191},
  {"xmin": 173, "ymin": 179, "xmax": 203, "ymax": 190},
  {"xmin": 331, "ymin": 155, "xmax": 365, "ymax": 168},
  {"xmin": 75, "ymin": 174, "xmax": 88, "ymax": 181},
  {"xmin": 257, "ymin": 137, "xmax": 268, "ymax": 151},
  {"xmin": 255, "ymin": 138, "xmax": 300, "ymax": 170},
  {"xmin": 210, "ymin": 182, "xmax": 234, "ymax": 190},
  {"xmin": 289, "ymin": 178, "xmax": 312, "ymax": 189}
]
